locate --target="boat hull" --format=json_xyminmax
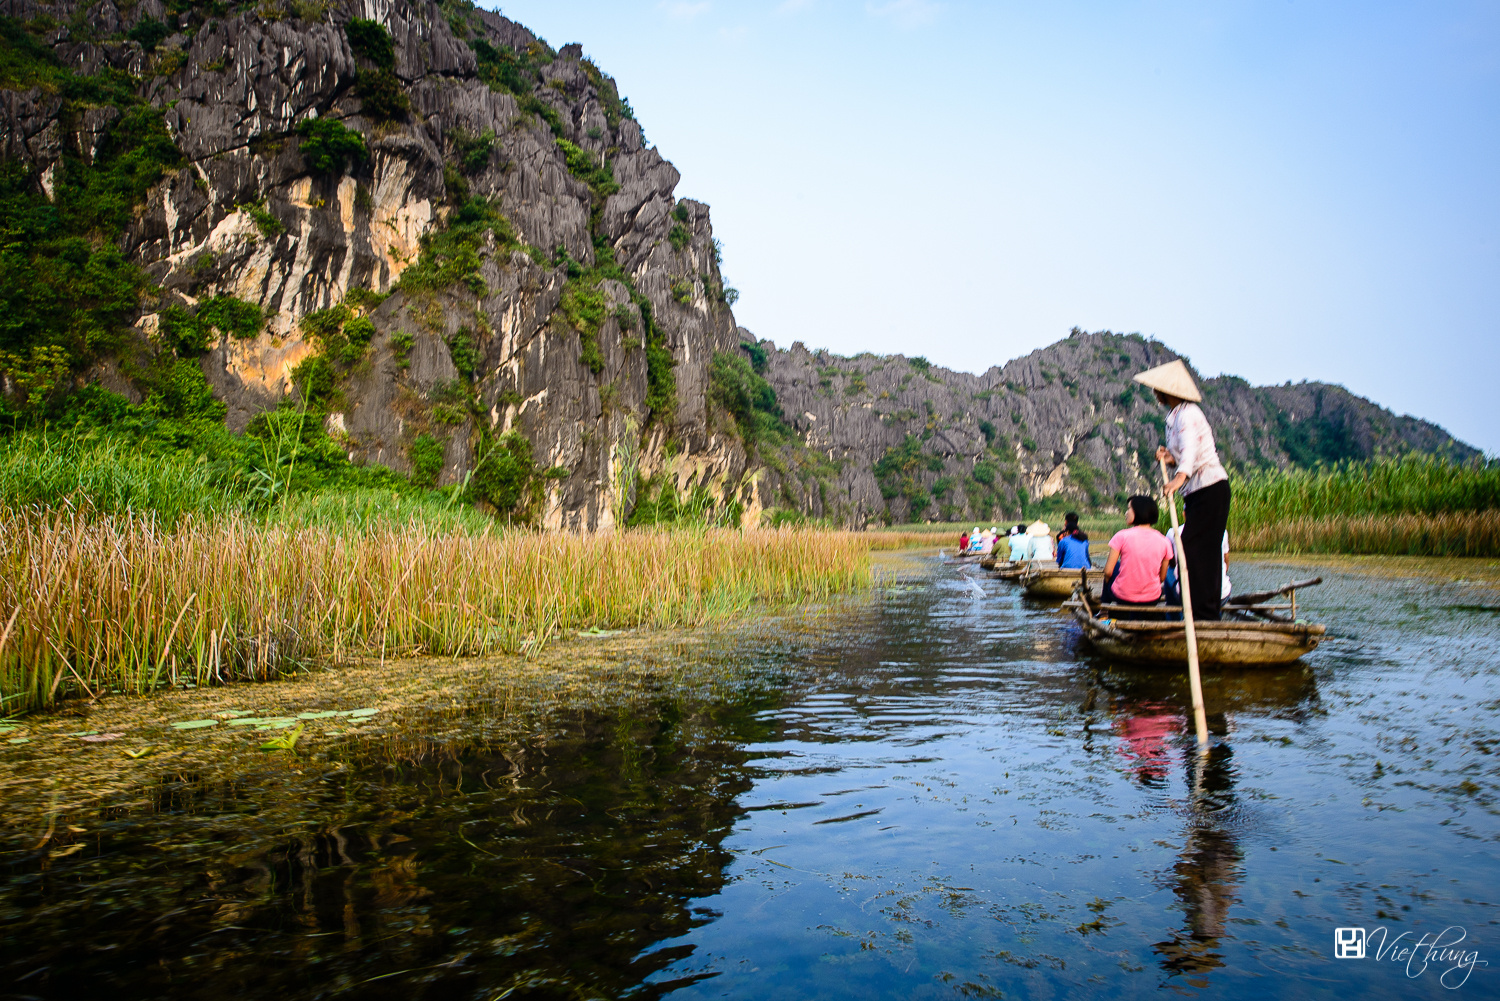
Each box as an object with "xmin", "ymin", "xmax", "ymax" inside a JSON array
[
  {"xmin": 1073, "ymin": 609, "xmax": 1325, "ymax": 666},
  {"xmin": 1020, "ymin": 567, "xmax": 1103, "ymax": 598}
]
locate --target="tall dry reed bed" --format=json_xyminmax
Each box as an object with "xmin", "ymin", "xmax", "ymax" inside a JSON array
[
  {"xmin": 1229, "ymin": 456, "xmax": 1500, "ymax": 524},
  {"xmin": 1232, "ymin": 509, "xmax": 1500, "ymax": 558},
  {"xmin": 1227, "ymin": 456, "xmax": 1500, "ymax": 557},
  {"xmin": 0, "ymin": 510, "xmax": 874, "ymax": 713}
]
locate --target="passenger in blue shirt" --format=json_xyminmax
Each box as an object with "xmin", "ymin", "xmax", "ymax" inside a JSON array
[
  {"xmin": 1007, "ymin": 525, "xmax": 1029, "ymax": 562},
  {"xmin": 1056, "ymin": 530, "xmax": 1092, "ymax": 569}
]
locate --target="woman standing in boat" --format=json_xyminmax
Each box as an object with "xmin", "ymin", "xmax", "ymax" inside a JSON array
[{"xmin": 1133, "ymin": 359, "xmax": 1231, "ymax": 621}]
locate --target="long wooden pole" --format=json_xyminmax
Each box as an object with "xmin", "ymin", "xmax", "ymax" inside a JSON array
[{"xmin": 1161, "ymin": 457, "xmax": 1210, "ymax": 749}]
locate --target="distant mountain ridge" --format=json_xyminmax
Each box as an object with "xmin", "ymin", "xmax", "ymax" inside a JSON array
[{"xmin": 745, "ymin": 328, "xmax": 1478, "ymax": 526}]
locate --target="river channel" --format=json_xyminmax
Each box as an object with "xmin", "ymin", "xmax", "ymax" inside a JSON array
[{"xmin": 2, "ymin": 553, "xmax": 1497, "ymax": 999}]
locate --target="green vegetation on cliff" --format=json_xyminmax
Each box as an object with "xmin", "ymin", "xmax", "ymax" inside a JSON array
[
  {"xmin": 0, "ymin": 18, "xmax": 181, "ymax": 419},
  {"xmin": 708, "ymin": 350, "xmax": 791, "ymax": 454},
  {"xmin": 346, "ymin": 18, "xmax": 408, "ymax": 121},
  {"xmin": 874, "ymin": 435, "xmax": 944, "ymax": 520}
]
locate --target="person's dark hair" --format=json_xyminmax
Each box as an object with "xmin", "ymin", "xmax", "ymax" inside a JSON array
[
  {"xmin": 1071, "ymin": 530, "xmax": 1088, "ymax": 543},
  {"xmin": 1127, "ymin": 494, "xmax": 1159, "ymax": 526},
  {"xmin": 1064, "ymin": 511, "xmax": 1079, "ymax": 527},
  {"xmin": 1015, "ymin": 523, "xmax": 1026, "ymax": 534}
]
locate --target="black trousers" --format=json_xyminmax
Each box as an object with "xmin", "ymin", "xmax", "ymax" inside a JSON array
[{"xmin": 1181, "ymin": 479, "xmax": 1231, "ymax": 621}]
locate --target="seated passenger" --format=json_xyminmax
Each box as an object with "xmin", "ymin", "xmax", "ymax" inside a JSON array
[
  {"xmin": 1102, "ymin": 496, "xmax": 1172, "ymax": 617},
  {"xmin": 1008, "ymin": 524, "xmax": 1029, "ymax": 562},
  {"xmin": 958, "ymin": 531, "xmax": 970, "ymax": 554},
  {"xmin": 1056, "ymin": 529, "xmax": 1091, "ymax": 569},
  {"xmin": 1026, "ymin": 521, "xmax": 1054, "ymax": 562}
]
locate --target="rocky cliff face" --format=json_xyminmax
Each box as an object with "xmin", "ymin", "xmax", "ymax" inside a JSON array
[
  {"xmin": 0, "ymin": 0, "xmax": 757, "ymax": 529},
  {"xmin": 750, "ymin": 329, "xmax": 1479, "ymax": 526}
]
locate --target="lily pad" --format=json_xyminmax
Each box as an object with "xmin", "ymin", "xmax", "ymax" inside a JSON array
[
  {"xmin": 0, "ymin": 725, "xmax": 17, "ymax": 734},
  {"xmin": 254, "ymin": 719, "xmax": 301, "ymax": 730},
  {"xmin": 578, "ymin": 627, "xmax": 621, "ymax": 638},
  {"xmin": 79, "ymin": 733, "xmax": 125, "ymax": 742},
  {"xmin": 297, "ymin": 711, "xmax": 341, "ymax": 720},
  {"xmin": 7, "ymin": 737, "xmax": 30, "ymax": 744},
  {"xmin": 171, "ymin": 720, "xmax": 219, "ymax": 730},
  {"xmin": 63, "ymin": 730, "xmax": 99, "ymax": 737},
  {"xmin": 347, "ymin": 708, "xmax": 378, "ymax": 718}
]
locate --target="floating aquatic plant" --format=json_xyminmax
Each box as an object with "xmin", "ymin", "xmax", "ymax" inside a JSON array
[{"xmin": 258, "ymin": 723, "xmax": 305, "ymax": 752}]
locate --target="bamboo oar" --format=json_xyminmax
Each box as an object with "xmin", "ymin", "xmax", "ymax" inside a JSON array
[{"xmin": 1161, "ymin": 457, "xmax": 1210, "ymax": 749}]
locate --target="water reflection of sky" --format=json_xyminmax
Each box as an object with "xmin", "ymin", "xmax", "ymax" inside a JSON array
[
  {"xmin": 649, "ymin": 555, "xmax": 1500, "ymax": 1000},
  {"xmin": 2, "ymin": 555, "xmax": 1496, "ymax": 999}
]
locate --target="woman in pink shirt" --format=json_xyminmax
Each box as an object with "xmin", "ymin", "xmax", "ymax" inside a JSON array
[{"xmin": 1102, "ymin": 494, "xmax": 1173, "ymax": 616}]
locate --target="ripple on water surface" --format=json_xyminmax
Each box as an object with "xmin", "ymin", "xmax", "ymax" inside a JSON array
[{"xmin": 1, "ymin": 552, "xmax": 1496, "ymax": 1000}]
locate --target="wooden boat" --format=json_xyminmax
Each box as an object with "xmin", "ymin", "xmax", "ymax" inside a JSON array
[
  {"xmin": 1068, "ymin": 578, "xmax": 1327, "ymax": 667},
  {"xmin": 1020, "ymin": 565, "xmax": 1104, "ymax": 599},
  {"xmin": 978, "ymin": 557, "xmax": 1032, "ymax": 580}
]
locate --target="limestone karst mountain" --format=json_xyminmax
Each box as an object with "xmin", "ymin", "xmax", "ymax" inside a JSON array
[
  {"xmin": 748, "ymin": 329, "xmax": 1478, "ymax": 526},
  {"xmin": 1, "ymin": 0, "xmax": 752, "ymax": 529},
  {"xmin": 0, "ymin": 0, "xmax": 1477, "ymax": 529}
]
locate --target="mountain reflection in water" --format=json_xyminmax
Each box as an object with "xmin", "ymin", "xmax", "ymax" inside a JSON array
[{"xmin": 2, "ymin": 554, "xmax": 1497, "ymax": 1001}]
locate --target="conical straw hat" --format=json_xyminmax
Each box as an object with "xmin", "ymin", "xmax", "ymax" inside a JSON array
[
  {"xmin": 1027, "ymin": 520, "xmax": 1050, "ymax": 537},
  {"xmin": 1132, "ymin": 359, "xmax": 1201, "ymax": 403}
]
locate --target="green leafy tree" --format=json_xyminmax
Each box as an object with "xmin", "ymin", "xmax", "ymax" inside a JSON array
[
  {"xmin": 345, "ymin": 19, "xmax": 408, "ymax": 119},
  {"xmin": 296, "ymin": 117, "xmax": 368, "ymax": 173}
]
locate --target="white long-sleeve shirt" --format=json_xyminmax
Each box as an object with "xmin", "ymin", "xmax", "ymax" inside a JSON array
[{"xmin": 1166, "ymin": 403, "xmax": 1228, "ymax": 495}]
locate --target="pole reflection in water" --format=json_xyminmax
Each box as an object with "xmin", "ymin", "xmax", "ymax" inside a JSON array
[
  {"xmin": 1154, "ymin": 745, "xmax": 1243, "ymax": 982},
  {"xmin": 1094, "ymin": 665, "xmax": 1316, "ymax": 990}
]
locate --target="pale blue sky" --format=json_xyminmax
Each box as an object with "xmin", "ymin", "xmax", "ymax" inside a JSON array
[{"xmin": 492, "ymin": 1, "xmax": 1499, "ymax": 454}]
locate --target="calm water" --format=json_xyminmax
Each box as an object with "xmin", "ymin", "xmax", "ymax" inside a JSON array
[{"xmin": 2, "ymin": 555, "xmax": 1498, "ymax": 999}]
